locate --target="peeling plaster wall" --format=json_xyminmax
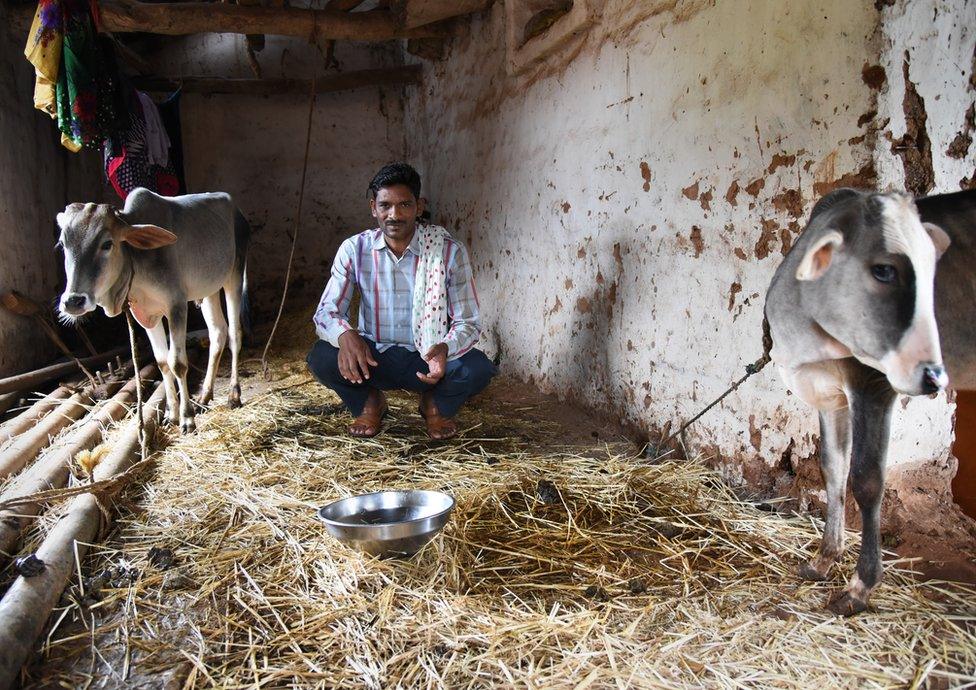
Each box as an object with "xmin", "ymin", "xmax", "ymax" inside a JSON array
[
  {"xmin": 0, "ymin": 7, "xmax": 102, "ymax": 377},
  {"xmin": 404, "ymin": 0, "xmax": 973, "ymax": 499},
  {"xmin": 152, "ymin": 37, "xmax": 409, "ymax": 316},
  {"xmin": 872, "ymin": 0, "xmax": 975, "ymax": 496}
]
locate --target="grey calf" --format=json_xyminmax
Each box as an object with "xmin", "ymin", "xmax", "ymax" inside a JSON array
[
  {"xmin": 765, "ymin": 188, "xmax": 971, "ymax": 615},
  {"xmin": 57, "ymin": 188, "xmax": 250, "ymax": 433}
]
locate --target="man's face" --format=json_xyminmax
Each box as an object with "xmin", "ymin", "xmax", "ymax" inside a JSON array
[{"xmin": 370, "ymin": 185, "xmax": 425, "ymax": 243}]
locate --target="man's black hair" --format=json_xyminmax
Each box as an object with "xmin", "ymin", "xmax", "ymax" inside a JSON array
[{"xmin": 368, "ymin": 162, "xmax": 422, "ymax": 200}]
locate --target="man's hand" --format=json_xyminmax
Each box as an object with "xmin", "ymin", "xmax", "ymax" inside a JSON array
[
  {"xmin": 338, "ymin": 331, "xmax": 378, "ymax": 384},
  {"xmin": 417, "ymin": 343, "xmax": 449, "ymax": 385}
]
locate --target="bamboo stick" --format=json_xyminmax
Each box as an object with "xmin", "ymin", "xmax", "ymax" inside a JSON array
[
  {"xmin": 0, "ymin": 367, "xmax": 158, "ymax": 560},
  {"xmin": 0, "ymin": 388, "xmax": 75, "ymax": 445},
  {"xmin": 0, "ymin": 390, "xmax": 103, "ymax": 480},
  {"xmin": 0, "ymin": 385, "xmax": 165, "ymax": 689}
]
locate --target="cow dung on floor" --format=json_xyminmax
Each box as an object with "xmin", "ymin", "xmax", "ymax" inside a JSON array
[{"xmin": 15, "ymin": 331, "xmax": 976, "ymax": 689}]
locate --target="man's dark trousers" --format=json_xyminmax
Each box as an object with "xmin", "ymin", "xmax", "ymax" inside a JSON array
[{"xmin": 306, "ymin": 338, "xmax": 497, "ymax": 417}]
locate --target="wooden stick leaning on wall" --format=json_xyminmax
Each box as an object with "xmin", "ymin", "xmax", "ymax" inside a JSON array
[
  {"xmin": 1, "ymin": 291, "xmax": 98, "ymax": 388},
  {"xmin": 0, "ymin": 385, "xmax": 166, "ymax": 688}
]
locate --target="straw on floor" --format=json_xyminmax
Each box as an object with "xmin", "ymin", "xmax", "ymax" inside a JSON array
[{"xmin": 16, "ymin": 360, "xmax": 976, "ymax": 688}]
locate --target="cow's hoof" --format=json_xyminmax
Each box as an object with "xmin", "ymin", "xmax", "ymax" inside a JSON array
[
  {"xmin": 180, "ymin": 418, "xmax": 196, "ymax": 435},
  {"xmin": 163, "ymin": 412, "xmax": 177, "ymax": 427},
  {"xmin": 228, "ymin": 385, "xmax": 242, "ymax": 409},
  {"xmin": 826, "ymin": 591, "xmax": 869, "ymax": 617},
  {"xmin": 798, "ymin": 561, "xmax": 828, "ymax": 582}
]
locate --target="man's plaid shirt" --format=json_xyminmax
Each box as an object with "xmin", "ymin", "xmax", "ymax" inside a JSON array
[{"xmin": 313, "ymin": 227, "xmax": 482, "ymax": 360}]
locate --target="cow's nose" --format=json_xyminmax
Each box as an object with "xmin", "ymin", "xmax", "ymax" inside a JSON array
[
  {"xmin": 62, "ymin": 294, "xmax": 86, "ymax": 312},
  {"xmin": 921, "ymin": 365, "xmax": 947, "ymax": 394}
]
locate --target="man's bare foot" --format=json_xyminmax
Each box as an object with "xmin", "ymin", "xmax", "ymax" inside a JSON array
[
  {"xmin": 350, "ymin": 389, "xmax": 387, "ymax": 437},
  {"xmin": 419, "ymin": 392, "xmax": 458, "ymax": 440}
]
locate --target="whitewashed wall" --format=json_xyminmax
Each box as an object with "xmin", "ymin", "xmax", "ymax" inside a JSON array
[
  {"xmin": 404, "ymin": 0, "xmax": 975, "ymax": 501},
  {"xmin": 151, "ymin": 36, "xmax": 411, "ymax": 316}
]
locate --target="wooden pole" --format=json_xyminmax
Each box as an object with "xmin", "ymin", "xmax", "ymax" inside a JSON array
[
  {"xmin": 0, "ymin": 387, "xmax": 75, "ymax": 444},
  {"xmin": 391, "ymin": 0, "xmax": 488, "ymax": 29},
  {"xmin": 0, "ymin": 291, "xmax": 99, "ymax": 387},
  {"xmin": 0, "ymin": 389, "xmax": 103, "ymax": 480},
  {"xmin": 0, "ymin": 385, "xmax": 165, "ymax": 689},
  {"xmin": 321, "ymin": 0, "xmax": 371, "ymax": 66},
  {"xmin": 133, "ymin": 65, "xmax": 422, "ymax": 95},
  {"xmin": 97, "ymin": 0, "xmax": 453, "ymax": 40},
  {"xmin": 0, "ymin": 393, "xmax": 16, "ymax": 418},
  {"xmin": 0, "ymin": 367, "xmax": 157, "ymax": 560},
  {"xmin": 0, "ymin": 346, "xmax": 130, "ymax": 397}
]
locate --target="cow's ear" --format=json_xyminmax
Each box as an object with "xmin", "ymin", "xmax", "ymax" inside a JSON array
[
  {"xmin": 121, "ymin": 224, "xmax": 178, "ymax": 250},
  {"xmin": 923, "ymin": 222, "xmax": 951, "ymax": 260},
  {"xmin": 796, "ymin": 230, "xmax": 843, "ymax": 281}
]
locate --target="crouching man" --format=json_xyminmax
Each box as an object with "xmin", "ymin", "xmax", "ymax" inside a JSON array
[{"xmin": 307, "ymin": 162, "xmax": 497, "ymax": 440}]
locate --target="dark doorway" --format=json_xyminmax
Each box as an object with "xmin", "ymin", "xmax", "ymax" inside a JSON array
[{"xmin": 951, "ymin": 391, "xmax": 976, "ymax": 519}]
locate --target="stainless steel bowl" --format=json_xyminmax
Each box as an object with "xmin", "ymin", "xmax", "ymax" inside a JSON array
[{"xmin": 316, "ymin": 490, "xmax": 455, "ymax": 557}]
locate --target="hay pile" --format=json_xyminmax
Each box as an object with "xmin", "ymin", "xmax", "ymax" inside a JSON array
[{"xmin": 19, "ymin": 368, "xmax": 976, "ymax": 688}]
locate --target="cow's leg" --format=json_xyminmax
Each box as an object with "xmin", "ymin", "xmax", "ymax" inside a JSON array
[
  {"xmin": 223, "ymin": 273, "xmax": 244, "ymax": 408},
  {"xmin": 166, "ymin": 302, "xmax": 195, "ymax": 434},
  {"xmin": 828, "ymin": 368, "xmax": 896, "ymax": 616},
  {"xmin": 197, "ymin": 293, "xmax": 227, "ymax": 406},
  {"xmin": 144, "ymin": 317, "xmax": 179, "ymax": 426},
  {"xmin": 799, "ymin": 407, "xmax": 851, "ymax": 581}
]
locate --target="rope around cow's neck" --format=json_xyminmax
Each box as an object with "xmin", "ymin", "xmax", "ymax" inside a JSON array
[{"xmin": 655, "ymin": 316, "xmax": 773, "ymax": 453}]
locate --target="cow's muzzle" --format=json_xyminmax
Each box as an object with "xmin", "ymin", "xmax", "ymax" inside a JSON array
[
  {"xmin": 60, "ymin": 293, "xmax": 94, "ymax": 317},
  {"xmin": 921, "ymin": 364, "xmax": 948, "ymax": 394}
]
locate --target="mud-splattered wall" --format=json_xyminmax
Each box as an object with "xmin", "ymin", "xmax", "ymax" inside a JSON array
[
  {"xmin": 151, "ymin": 37, "xmax": 410, "ymax": 316},
  {"xmin": 404, "ymin": 0, "xmax": 975, "ymax": 506},
  {"xmin": 0, "ymin": 7, "xmax": 102, "ymax": 377},
  {"xmin": 872, "ymin": 0, "xmax": 975, "ymax": 516}
]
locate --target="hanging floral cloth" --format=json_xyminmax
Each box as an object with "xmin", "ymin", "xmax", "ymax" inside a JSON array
[{"xmin": 24, "ymin": 0, "xmax": 122, "ymax": 152}]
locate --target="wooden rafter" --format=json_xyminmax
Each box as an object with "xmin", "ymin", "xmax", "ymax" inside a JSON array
[
  {"xmin": 96, "ymin": 0, "xmax": 454, "ymax": 41},
  {"xmin": 132, "ymin": 65, "xmax": 422, "ymax": 95},
  {"xmin": 391, "ymin": 0, "xmax": 490, "ymax": 29}
]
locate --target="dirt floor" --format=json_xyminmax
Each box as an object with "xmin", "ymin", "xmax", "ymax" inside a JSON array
[{"xmin": 8, "ymin": 316, "xmax": 976, "ymax": 688}]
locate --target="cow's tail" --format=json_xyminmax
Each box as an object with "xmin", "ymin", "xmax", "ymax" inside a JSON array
[{"xmin": 234, "ymin": 208, "xmax": 253, "ymax": 342}]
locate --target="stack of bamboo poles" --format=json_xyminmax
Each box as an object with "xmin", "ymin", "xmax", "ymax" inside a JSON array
[{"xmin": 0, "ymin": 353, "xmax": 167, "ymax": 686}]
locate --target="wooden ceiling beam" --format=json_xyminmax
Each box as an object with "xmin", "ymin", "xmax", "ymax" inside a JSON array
[
  {"xmin": 325, "ymin": 0, "xmax": 370, "ymax": 11},
  {"xmin": 97, "ymin": 0, "xmax": 453, "ymax": 41},
  {"xmin": 132, "ymin": 65, "xmax": 422, "ymax": 95},
  {"xmin": 391, "ymin": 0, "xmax": 490, "ymax": 29}
]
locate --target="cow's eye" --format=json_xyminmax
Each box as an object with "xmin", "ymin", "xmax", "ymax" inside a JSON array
[
  {"xmin": 100, "ymin": 240, "xmax": 113, "ymax": 251},
  {"xmin": 871, "ymin": 264, "xmax": 897, "ymax": 284}
]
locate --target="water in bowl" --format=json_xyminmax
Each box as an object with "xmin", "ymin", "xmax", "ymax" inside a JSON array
[{"xmin": 345, "ymin": 506, "xmax": 426, "ymax": 525}]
